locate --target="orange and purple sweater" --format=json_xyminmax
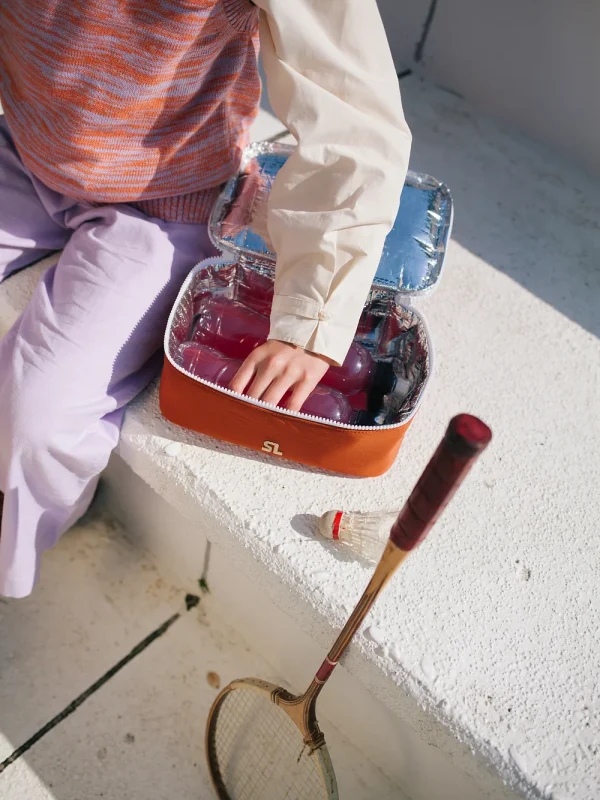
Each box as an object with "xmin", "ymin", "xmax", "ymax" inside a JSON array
[{"xmin": 0, "ymin": 0, "xmax": 261, "ymax": 222}]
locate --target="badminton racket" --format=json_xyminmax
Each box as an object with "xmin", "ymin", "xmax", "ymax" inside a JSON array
[{"xmin": 206, "ymin": 414, "xmax": 492, "ymax": 799}]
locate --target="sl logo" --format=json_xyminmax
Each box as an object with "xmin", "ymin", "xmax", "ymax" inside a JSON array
[{"xmin": 262, "ymin": 441, "xmax": 283, "ymax": 456}]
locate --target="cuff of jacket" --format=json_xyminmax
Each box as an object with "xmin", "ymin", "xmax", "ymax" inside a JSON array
[{"xmin": 268, "ymin": 294, "xmax": 356, "ymax": 367}]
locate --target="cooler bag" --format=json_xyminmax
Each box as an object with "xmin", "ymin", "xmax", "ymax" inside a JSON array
[{"xmin": 160, "ymin": 142, "xmax": 453, "ymax": 477}]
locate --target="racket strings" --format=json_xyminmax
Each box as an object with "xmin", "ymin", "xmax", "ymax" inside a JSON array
[{"xmin": 209, "ymin": 687, "xmax": 329, "ymax": 799}]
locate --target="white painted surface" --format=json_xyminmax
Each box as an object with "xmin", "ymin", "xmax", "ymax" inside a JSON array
[
  {"xmin": 1, "ymin": 78, "xmax": 599, "ymax": 799},
  {"xmin": 416, "ymin": 0, "xmax": 600, "ymax": 178},
  {"xmin": 0, "ymin": 507, "xmax": 403, "ymax": 800},
  {"xmin": 375, "ymin": 0, "xmax": 600, "ymax": 174}
]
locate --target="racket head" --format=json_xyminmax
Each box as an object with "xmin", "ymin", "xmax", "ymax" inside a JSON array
[{"xmin": 206, "ymin": 678, "xmax": 338, "ymax": 800}]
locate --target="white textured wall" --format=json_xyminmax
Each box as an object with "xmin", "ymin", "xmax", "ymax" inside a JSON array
[
  {"xmin": 377, "ymin": 0, "xmax": 600, "ymax": 176},
  {"xmin": 420, "ymin": 0, "xmax": 600, "ymax": 176},
  {"xmin": 375, "ymin": 0, "xmax": 423, "ymax": 70}
]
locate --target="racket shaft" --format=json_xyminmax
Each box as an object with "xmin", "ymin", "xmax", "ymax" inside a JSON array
[
  {"xmin": 311, "ymin": 415, "xmax": 491, "ymax": 688},
  {"xmin": 314, "ymin": 542, "xmax": 407, "ymax": 683}
]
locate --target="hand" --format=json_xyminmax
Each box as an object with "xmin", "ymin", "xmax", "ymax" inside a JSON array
[{"xmin": 229, "ymin": 340, "xmax": 331, "ymax": 413}]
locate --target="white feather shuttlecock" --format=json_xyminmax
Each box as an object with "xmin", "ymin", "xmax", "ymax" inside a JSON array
[{"xmin": 317, "ymin": 510, "xmax": 398, "ymax": 563}]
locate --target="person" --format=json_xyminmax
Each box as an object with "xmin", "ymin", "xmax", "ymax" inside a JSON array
[{"xmin": 0, "ymin": 0, "xmax": 411, "ymax": 597}]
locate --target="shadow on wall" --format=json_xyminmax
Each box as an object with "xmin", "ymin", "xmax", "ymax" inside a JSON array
[
  {"xmin": 402, "ymin": 78, "xmax": 600, "ymax": 340},
  {"xmin": 378, "ymin": 0, "xmax": 600, "ymax": 339}
]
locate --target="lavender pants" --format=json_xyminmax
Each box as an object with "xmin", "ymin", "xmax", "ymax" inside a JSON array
[{"xmin": 0, "ymin": 117, "xmax": 215, "ymax": 597}]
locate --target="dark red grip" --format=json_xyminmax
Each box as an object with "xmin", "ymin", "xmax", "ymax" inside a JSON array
[{"xmin": 390, "ymin": 414, "xmax": 492, "ymax": 551}]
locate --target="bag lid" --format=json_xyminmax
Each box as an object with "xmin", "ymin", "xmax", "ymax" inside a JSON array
[{"xmin": 210, "ymin": 141, "xmax": 453, "ymax": 296}]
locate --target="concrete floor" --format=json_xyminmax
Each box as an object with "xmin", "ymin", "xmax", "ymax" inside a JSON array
[{"xmin": 0, "ymin": 502, "xmax": 406, "ymax": 800}]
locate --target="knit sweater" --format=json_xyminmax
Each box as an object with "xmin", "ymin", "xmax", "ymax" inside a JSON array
[
  {"xmin": 0, "ymin": 0, "xmax": 261, "ymax": 223},
  {"xmin": 0, "ymin": 0, "xmax": 411, "ymax": 365}
]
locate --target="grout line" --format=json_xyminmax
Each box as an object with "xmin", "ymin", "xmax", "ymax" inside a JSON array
[
  {"xmin": 414, "ymin": 0, "xmax": 439, "ymax": 63},
  {"xmin": 265, "ymin": 129, "xmax": 291, "ymax": 143},
  {"xmin": 198, "ymin": 540, "xmax": 212, "ymax": 594},
  {"xmin": 0, "ymin": 593, "xmax": 200, "ymax": 774}
]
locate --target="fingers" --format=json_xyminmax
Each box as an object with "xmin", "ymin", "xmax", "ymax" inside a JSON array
[
  {"xmin": 260, "ymin": 373, "xmax": 295, "ymax": 407},
  {"xmin": 229, "ymin": 357, "xmax": 257, "ymax": 395},
  {"xmin": 246, "ymin": 362, "xmax": 284, "ymax": 401},
  {"xmin": 228, "ymin": 341, "xmax": 330, "ymax": 413},
  {"xmin": 248, "ymin": 354, "xmax": 302, "ymax": 407},
  {"xmin": 284, "ymin": 379, "xmax": 314, "ymax": 413}
]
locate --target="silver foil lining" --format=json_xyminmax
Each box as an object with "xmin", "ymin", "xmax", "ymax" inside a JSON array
[
  {"xmin": 210, "ymin": 141, "xmax": 453, "ymax": 296},
  {"xmin": 168, "ymin": 260, "xmax": 430, "ymax": 427}
]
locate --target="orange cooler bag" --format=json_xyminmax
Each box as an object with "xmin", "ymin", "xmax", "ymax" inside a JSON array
[{"xmin": 160, "ymin": 142, "xmax": 453, "ymax": 477}]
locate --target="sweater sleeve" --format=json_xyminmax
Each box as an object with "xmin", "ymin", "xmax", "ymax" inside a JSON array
[{"xmin": 254, "ymin": 0, "xmax": 411, "ymax": 366}]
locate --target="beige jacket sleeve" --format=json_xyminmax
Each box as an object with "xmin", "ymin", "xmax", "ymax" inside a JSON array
[{"xmin": 254, "ymin": 0, "xmax": 412, "ymax": 366}]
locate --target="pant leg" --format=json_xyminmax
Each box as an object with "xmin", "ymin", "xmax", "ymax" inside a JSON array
[
  {"xmin": 0, "ymin": 202, "xmax": 215, "ymax": 597},
  {"xmin": 0, "ymin": 117, "xmax": 69, "ymax": 278}
]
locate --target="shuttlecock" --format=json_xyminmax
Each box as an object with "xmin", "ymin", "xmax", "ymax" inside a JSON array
[{"xmin": 317, "ymin": 510, "xmax": 397, "ymax": 563}]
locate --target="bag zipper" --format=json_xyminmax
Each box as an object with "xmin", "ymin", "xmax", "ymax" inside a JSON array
[
  {"xmin": 163, "ymin": 256, "xmax": 434, "ymax": 433},
  {"xmin": 165, "ymin": 152, "xmax": 449, "ymax": 432}
]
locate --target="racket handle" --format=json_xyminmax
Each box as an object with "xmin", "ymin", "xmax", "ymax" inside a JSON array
[{"xmin": 390, "ymin": 414, "xmax": 492, "ymax": 552}]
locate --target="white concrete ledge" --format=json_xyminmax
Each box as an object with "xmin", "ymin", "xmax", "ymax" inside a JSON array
[{"xmin": 1, "ymin": 80, "xmax": 599, "ymax": 800}]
